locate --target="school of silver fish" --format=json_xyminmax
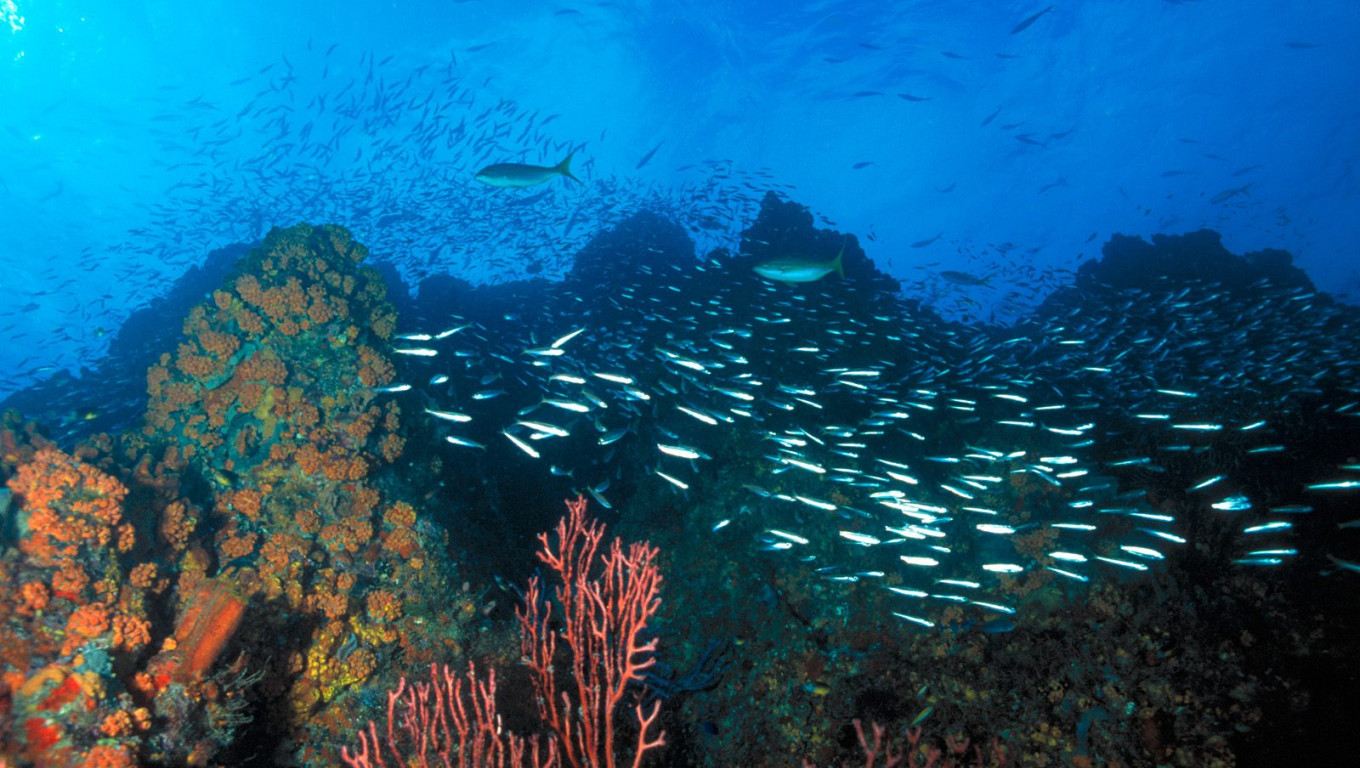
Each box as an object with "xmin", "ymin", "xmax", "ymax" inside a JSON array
[{"xmin": 379, "ymin": 254, "xmax": 1360, "ymax": 628}]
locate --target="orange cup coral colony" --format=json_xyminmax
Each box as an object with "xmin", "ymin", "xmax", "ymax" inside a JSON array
[
  {"xmin": 1, "ymin": 224, "xmax": 462, "ymax": 766},
  {"xmin": 8, "ymin": 447, "xmax": 128, "ymax": 570}
]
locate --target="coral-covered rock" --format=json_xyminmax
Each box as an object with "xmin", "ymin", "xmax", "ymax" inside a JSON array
[
  {"xmin": 0, "ymin": 447, "xmax": 155, "ymax": 766},
  {"xmin": 128, "ymin": 223, "xmax": 471, "ymax": 764}
]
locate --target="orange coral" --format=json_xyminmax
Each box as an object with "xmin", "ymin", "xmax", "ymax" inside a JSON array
[
  {"xmin": 319, "ymin": 515, "xmax": 372, "ymax": 554},
  {"xmin": 122, "ymin": 224, "xmax": 424, "ymax": 760},
  {"xmin": 223, "ymin": 488, "xmax": 263, "ymax": 521},
  {"xmin": 268, "ymin": 441, "xmax": 293, "ymax": 464},
  {"xmin": 116, "ymin": 522, "xmax": 135, "ymax": 553},
  {"xmin": 198, "ymin": 329, "xmax": 240, "ymax": 360},
  {"xmin": 99, "ymin": 710, "xmax": 135, "ymax": 737},
  {"xmin": 51, "ymin": 564, "xmax": 90, "ymax": 599},
  {"xmin": 0, "ymin": 413, "xmax": 51, "ymax": 470},
  {"xmin": 158, "ymin": 380, "xmax": 200, "ymax": 411},
  {"xmin": 355, "ymin": 344, "xmax": 394, "ymax": 387},
  {"xmin": 306, "ymin": 283, "xmax": 334, "ymax": 324},
  {"xmin": 237, "ymin": 353, "xmax": 289, "ymax": 386},
  {"xmin": 343, "ymin": 647, "xmax": 377, "ymax": 681},
  {"xmin": 253, "ymin": 277, "xmax": 309, "ymax": 325},
  {"xmin": 350, "ymin": 485, "xmax": 380, "ymax": 515},
  {"xmin": 146, "ymin": 358, "xmax": 170, "ymax": 388},
  {"xmin": 259, "ymin": 533, "xmax": 304, "ymax": 574},
  {"xmin": 295, "ymin": 507, "xmax": 321, "ymax": 536},
  {"xmin": 290, "ymin": 400, "xmax": 320, "ymax": 428},
  {"xmin": 343, "ymin": 407, "xmax": 378, "ymax": 444},
  {"xmin": 322, "ymin": 452, "xmax": 367, "ymax": 481},
  {"xmin": 3, "ymin": 669, "xmax": 26, "ymax": 697},
  {"xmin": 328, "ymin": 572, "xmax": 353, "ymax": 595},
  {"xmin": 294, "ymin": 443, "xmax": 323, "ymax": 475},
  {"xmin": 235, "ymin": 306, "xmax": 265, "ymax": 336},
  {"xmin": 218, "ymin": 530, "xmax": 258, "ymax": 562},
  {"xmin": 8, "ymin": 447, "xmax": 127, "ymax": 567},
  {"xmin": 84, "ymin": 743, "xmax": 137, "ymax": 768},
  {"xmin": 18, "ymin": 581, "xmax": 50, "ymax": 615},
  {"xmin": 159, "ymin": 500, "xmax": 197, "ymax": 552},
  {"xmin": 129, "ymin": 562, "xmax": 159, "ymax": 589},
  {"xmin": 63, "ymin": 602, "xmax": 111, "ymax": 654},
  {"xmin": 313, "ymin": 589, "xmax": 348, "ymax": 620},
  {"xmin": 298, "ymin": 443, "xmax": 368, "ymax": 480},
  {"xmin": 174, "ymin": 348, "xmax": 219, "ymax": 379},
  {"xmin": 382, "ymin": 527, "xmax": 422, "ymax": 560},
  {"xmin": 234, "ymin": 382, "xmax": 264, "ymax": 414},
  {"xmin": 380, "ymin": 432, "xmax": 405, "ymax": 463},
  {"xmin": 383, "ymin": 501, "xmax": 416, "ymax": 529},
  {"xmin": 364, "ymin": 590, "xmax": 403, "ymax": 623},
  {"xmin": 111, "ymin": 613, "xmax": 152, "ymax": 652},
  {"xmin": 369, "ymin": 305, "xmax": 396, "ymax": 340},
  {"xmin": 234, "ymin": 274, "xmax": 265, "ymax": 308}
]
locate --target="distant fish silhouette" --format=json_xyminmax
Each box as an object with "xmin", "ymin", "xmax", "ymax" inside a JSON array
[
  {"xmin": 939, "ymin": 270, "xmax": 989, "ymax": 287},
  {"xmin": 1010, "ymin": 6, "xmax": 1054, "ymax": 35},
  {"xmin": 636, "ymin": 142, "xmax": 663, "ymax": 170}
]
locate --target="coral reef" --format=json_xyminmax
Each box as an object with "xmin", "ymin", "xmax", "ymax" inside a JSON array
[
  {"xmin": 2, "ymin": 208, "xmax": 1355, "ymax": 768},
  {"xmin": 0, "ymin": 241, "xmax": 257, "ymax": 446},
  {"xmin": 344, "ymin": 497, "xmax": 664, "ymax": 768},
  {"xmin": 0, "ymin": 446, "xmax": 153, "ymax": 766},
  {"xmin": 1, "ymin": 224, "xmax": 494, "ymax": 766},
  {"xmin": 129, "ymin": 223, "xmax": 481, "ymax": 763}
]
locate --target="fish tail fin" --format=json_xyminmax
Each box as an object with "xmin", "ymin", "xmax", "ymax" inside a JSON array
[
  {"xmin": 556, "ymin": 153, "xmax": 582, "ymax": 184},
  {"xmin": 833, "ymin": 237, "xmax": 846, "ymax": 279}
]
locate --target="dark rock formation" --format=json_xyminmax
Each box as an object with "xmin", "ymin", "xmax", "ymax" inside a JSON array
[{"xmin": 1078, "ymin": 229, "xmax": 1314, "ymax": 294}]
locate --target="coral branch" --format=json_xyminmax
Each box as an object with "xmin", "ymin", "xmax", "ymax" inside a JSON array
[
  {"xmin": 340, "ymin": 663, "xmax": 556, "ymax": 768},
  {"xmin": 518, "ymin": 495, "xmax": 665, "ymax": 768},
  {"xmin": 347, "ymin": 496, "xmax": 666, "ymax": 768}
]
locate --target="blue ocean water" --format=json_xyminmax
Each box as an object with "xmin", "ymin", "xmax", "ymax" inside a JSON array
[
  {"xmin": 1, "ymin": 1, "xmax": 1356, "ymax": 395},
  {"xmin": 0, "ymin": 2, "xmax": 1358, "ymax": 767}
]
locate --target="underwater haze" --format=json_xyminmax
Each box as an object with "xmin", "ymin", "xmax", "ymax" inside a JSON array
[
  {"xmin": 1, "ymin": 2, "xmax": 1360, "ymax": 767},
  {"xmin": 2, "ymin": 0, "xmax": 1358, "ymax": 391}
]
